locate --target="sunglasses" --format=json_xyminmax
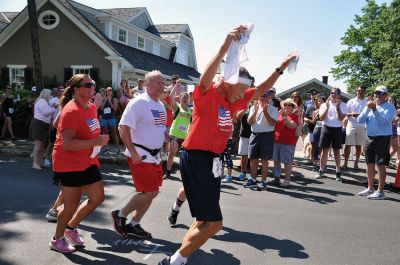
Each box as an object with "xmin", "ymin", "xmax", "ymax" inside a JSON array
[
  {"xmin": 374, "ymin": 91, "xmax": 386, "ymax": 96},
  {"xmin": 77, "ymin": 82, "xmax": 96, "ymax": 88}
]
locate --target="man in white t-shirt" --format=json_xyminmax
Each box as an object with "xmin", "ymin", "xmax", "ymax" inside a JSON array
[
  {"xmin": 343, "ymin": 86, "xmax": 367, "ymax": 169},
  {"xmin": 316, "ymin": 87, "xmax": 348, "ymax": 181},
  {"xmin": 132, "ymin": 79, "xmax": 146, "ymax": 95},
  {"xmin": 111, "ymin": 70, "xmax": 177, "ymax": 239},
  {"xmin": 167, "ymin": 75, "xmax": 185, "ymax": 101}
]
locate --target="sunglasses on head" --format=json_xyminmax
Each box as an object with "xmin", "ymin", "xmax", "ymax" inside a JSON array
[
  {"xmin": 77, "ymin": 82, "xmax": 96, "ymax": 88},
  {"xmin": 374, "ymin": 91, "xmax": 386, "ymax": 96},
  {"xmin": 284, "ymin": 103, "xmax": 293, "ymax": 107}
]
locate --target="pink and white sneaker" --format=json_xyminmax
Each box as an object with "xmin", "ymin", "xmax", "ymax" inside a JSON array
[
  {"xmin": 49, "ymin": 236, "xmax": 75, "ymax": 253},
  {"xmin": 64, "ymin": 228, "xmax": 84, "ymax": 246}
]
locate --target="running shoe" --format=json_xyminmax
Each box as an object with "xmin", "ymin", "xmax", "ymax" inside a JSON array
[
  {"xmin": 281, "ymin": 180, "xmax": 291, "ymax": 187},
  {"xmin": 237, "ymin": 172, "xmax": 247, "ymax": 181},
  {"xmin": 111, "ymin": 210, "xmax": 127, "ymax": 237},
  {"xmin": 358, "ymin": 188, "xmax": 374, "ymax": 196},
  {"xmin": 46, "ymin": 208, "xmax": 58, "ymax": 222},
  {"xmin": 367, "ymin": 191, "xmax": 385, "ymax": 200},
  {"xmin": 168, "ymin": 207, "xmax": 180, "ymax": 226},
  {"xmin": 221, "ymin": 175, "xmax": 232, "ymax": 183},
  {"xmin": 335, "ymin": 172, "xmax": 342, "ymax": 182},
  {"xmin": 315, "ymin": 171, "xmax": 324, "ymax": 179},
  {"xmin": 243, "ymin": 178, "xmax": 257, "ymax": 188},
  {"xmin": 257, "ymin": 181, "xmax": 267, "ymax": 190},
  {"xmin": 49, "ymin": 236, "xmax": 75, "ymax": 253},
  {"xmin": 43, "ymin": 159, "xmax": 52, "ymax": 168},
  {"xmin": 64, "ymin": 228, "xmax": 84, "ymax": 246},
  {"xmin": 125, "ymin": 223, "xmax": 152, "ymax": 239},
  {"xmin": 267, "ymin": 177, "xmax": 281, "ymax": 185}
]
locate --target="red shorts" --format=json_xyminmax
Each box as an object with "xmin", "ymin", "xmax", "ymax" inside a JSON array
[{"xmin": 127, "ymin": 158, "xmax": 163, "ymax": 192}]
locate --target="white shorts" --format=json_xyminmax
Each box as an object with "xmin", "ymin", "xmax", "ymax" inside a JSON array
[
  {"xmin": 238, "ymin": 137, "xmax": 249, "ymax": 156},
  {"xmin": 345, "ymin": 126, "xmax": 366, "ymax": 146}
]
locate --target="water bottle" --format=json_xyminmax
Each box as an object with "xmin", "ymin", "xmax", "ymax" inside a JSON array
[{"xmin": 287, "ymin": 49, "xmax": 299, "ymax": 73}]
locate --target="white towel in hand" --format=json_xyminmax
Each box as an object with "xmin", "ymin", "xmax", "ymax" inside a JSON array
[{"xmin": 223, "ymin": 23, "xmax": 254, "ymax": 84}]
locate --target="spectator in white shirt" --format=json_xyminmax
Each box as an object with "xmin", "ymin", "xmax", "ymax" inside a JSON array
[
  {"xmin": 167, "ymin": 75, "xmax": 185, "ymax": 101},
  {"xmin": 30, "ymin": 89, "xmax": 57, "ymax": 170},
  {"xmin": 343, "ymin": 86, "xmax": 367, "ymax": 169}
]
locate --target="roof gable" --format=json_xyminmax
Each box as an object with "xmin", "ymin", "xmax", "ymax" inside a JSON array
[{"xmin": 99, "ymin": 7, "xmax": 144, "ymax": 22}]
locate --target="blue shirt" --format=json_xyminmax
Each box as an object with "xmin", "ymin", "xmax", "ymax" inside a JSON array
[{"xmin": 357, "ymin": 101, "xmax": 396, "ymax": 136}]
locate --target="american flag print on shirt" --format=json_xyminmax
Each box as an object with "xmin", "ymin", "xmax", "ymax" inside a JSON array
[
  {"xmin": 217, "ymin": 105, "xmax": 232, "ymax": 131},
  {"xmin": 86, "ymin": 118, "xmax": 100, "ymax": 133},
  {"xmin": 151, "ymin": 109, "xmax": 167, "ymax": 126}
]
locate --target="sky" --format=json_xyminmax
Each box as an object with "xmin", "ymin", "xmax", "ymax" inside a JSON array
[{"xmin": 1, "ymin": 0, "xmax": 390, "ymax": 94}]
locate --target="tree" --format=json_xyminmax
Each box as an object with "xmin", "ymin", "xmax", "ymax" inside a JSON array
[
  {"xmin": 331, "ymin": 0, "xmax": 400, "ymax": 97},
  {"xmin": 27, "ymin": 0, "xmax": 43, "ymax": 94}
]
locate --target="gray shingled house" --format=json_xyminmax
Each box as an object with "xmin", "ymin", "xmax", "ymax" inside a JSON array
[{"xmin": 0, "ymin": 0, "xmax": 200, "ymax": 89}]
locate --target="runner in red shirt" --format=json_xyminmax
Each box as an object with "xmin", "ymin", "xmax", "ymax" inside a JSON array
[
  {"xmin": 49, "ymin": 74, "xmax": 109, "ymax": 253},
  {"xmin": 158, "ymin": 25, "xmax": 296, "ymax": 265}
]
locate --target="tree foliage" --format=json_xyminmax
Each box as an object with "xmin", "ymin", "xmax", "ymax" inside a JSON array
[{"xmin": 331, "ymin": 0, "xmax": 400, "ymax": 97}]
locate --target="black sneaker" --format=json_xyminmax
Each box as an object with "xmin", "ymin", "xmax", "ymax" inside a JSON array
[
  {"xmin": 125, "ymin": 223, "xmax": 152, "ymax": 239},
  {"xmin": 168, "ymin": 207, "xmax": 180, "ymax": 226},
  {"xmin": 111, "ymin": 210, "xmax": 127, "ymax": 237},
  {"xmin": 335, "ymin": 172, "xmax": 342, "ymax": 182},
  {"xmin": 158, "ymin": 257, "xmax": 171, "ymax": 265},
  {"xmin": 163, "ymin": 173, "xmax": 170, "ymax": 180}
]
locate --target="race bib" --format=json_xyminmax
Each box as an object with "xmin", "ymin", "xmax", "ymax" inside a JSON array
[
  {"xmin": 9, "ymin": 108, "xmax": 14, "ymax": 114},
  {"xmin": 90, "ymin": 146, "xmax": 102, "ymax": 158},
  {"xmin": 212, "ymin": 157, "xmax": 222, "ymax": 178},
  {"xmin": 178, "ymin": 124, "xmax": 187, "ymax": 132},
  {"xmin": 103, "ymin": 107, "xmax": 111, "ymax": 114}
]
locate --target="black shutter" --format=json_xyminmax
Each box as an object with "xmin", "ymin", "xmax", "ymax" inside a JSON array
[
  {"xmin": 90, "ymin": 68, "xmax": 99, "ymax": 85},
  {"xmin": 1, "ymin": 67, "xmax": 9, "ymax": 85},
  {"xmin": 64, "ymin": 68, "xmax": 73, "ymax": 84},
  {"xmin": 169, "ymin": 46, "xmax": 177, "ymax": 62},
  {"xmin": 24, "ymin": 67, "xmax": 34, "ymax": 88}
]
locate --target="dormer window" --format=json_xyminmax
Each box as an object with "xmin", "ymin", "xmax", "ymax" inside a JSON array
[
  {"xmin": 137, "ymin": 36, "xmax": 145, "ymax": 50},
  {"xmin": 118, "ymin": 29, "xmax": 127, "ymax": 43},
  {"xmin": 38, "ymin": 10, "xmax": 59, "ymax": 30}
]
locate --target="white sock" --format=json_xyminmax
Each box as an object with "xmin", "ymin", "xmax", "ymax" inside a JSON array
[
  {"xmin": 130, "ymin": 220, "xmax": 140, "ymax": 226},
  {"xmin": 117, "ymin": 210, "xmax": 126, "ymax": 219},
  {"xmin": 170, "ymin": 251, "xmax": 187, "ymax": 265},
  {"xmin": 172, "ymin": 202, "xmax": 181, "ymax": 212}
]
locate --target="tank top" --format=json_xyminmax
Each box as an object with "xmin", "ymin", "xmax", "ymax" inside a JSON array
[
  {"xmin": 2, "ymin": 97, "xmax": 14, "ymax": 115},
  {"xmin": 101, "ymin": 98, "xmax": 115, "ymax": 119},
  {"xmin": 170, "ymin": 105, "xmax": 192, "ymax": 139}
]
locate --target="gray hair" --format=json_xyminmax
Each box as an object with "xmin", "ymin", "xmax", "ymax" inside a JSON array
[
  {"xmin": 145, "ymin": 70, "xmax": 163, "ymax": 85},
  {"xmin": 38, "ymin": 89, "xmax": 52, "ymax": 101}
]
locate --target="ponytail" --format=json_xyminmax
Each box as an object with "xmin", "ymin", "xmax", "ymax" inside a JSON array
[{"xmin": 60, "ymin": 86, "xmax": 73, "ymax": 109}]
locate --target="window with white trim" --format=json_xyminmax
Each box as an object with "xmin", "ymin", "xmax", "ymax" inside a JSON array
[
  {"xmin": 118, "ymin": 29, "xmax": 127, "ymax": 43},
  {"xmin": 8, "ymin": 65, "xmax": 26, "ymax": 88},
  {"xmin": 176, "ymin": 49, "xmax": 189, "ymax": 66},
  {"xmin": 137, "ymin": 36, "xmax": 145, "ymax": 50},
  {"xmin": 71, "ymin": 65, "xmax": 92, "ymax": 75},
  {"xmin": 38, "ymin": 10, "xmax": 59, "ymax": 30},
  {"xmin": 153, "ymin": 42, "xmax": 160, "ymax": 56}
]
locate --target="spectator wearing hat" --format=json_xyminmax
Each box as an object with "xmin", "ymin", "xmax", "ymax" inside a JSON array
[
  {"xmin": 168, "ymin": 75, "xmax": 185, "ymax": 101},
  {"xmin": 269, "ymin": 87, "xmax": 281, "ymax": 110},
  {"xmin": 272, "ymin": 98, "xmax": 300, "ymax": 186},
  {"xmin": 357, "ymin": 85, "xmax": 396, "ymax": 200},
  {"xmin": 244, "ymin": 90, "xmax": 278, "ymax": 190},
  {"xmin": 100, "ymin": 87, "xmax": 121, "ymax": 154}
]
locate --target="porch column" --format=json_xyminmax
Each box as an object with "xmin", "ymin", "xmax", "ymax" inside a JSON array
[{"xmin": 105, "ymin": 56, "xmax": 122, "ymax": 88}]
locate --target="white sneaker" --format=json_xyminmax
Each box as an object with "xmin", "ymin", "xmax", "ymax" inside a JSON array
[
  {"xmin": 281, "ymin": 180, "xmax": 290, "ymax": 187},
  {"xmin": 367, "ymin": 191, "xmax": 385, "ymax": 200},
  {"xmin": 358, "ymin": 188, "xmax": 374, "ymax": 196},
  {"xmin": 43, "ymin": 159, "xmax": 52, "ymax": 168}
]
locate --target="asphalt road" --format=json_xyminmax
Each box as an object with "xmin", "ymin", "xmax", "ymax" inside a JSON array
[{"xmin": 1, "ymin": 155, "xmax": 400, "ymax": 265}]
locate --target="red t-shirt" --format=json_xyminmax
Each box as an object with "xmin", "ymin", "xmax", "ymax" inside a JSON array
[
  {"xmin": 274, "ymin": 113, "xmax": 299, "ymax": 146},
  {"xmin": 52, "ymin": 100, "xmax": 101, "ymax": 172},
  {"xmin": 182, "ymin": 83, "xmax": 254, "ymax": 154},
  {"xmin": 165, "ymin": 97, "xmax": 173, "ymax": 127}
]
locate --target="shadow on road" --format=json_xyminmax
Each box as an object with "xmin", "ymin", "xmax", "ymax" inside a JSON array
[{"xmin": 214, "ymin": 226, "xmax": 309, "ymax": 259}]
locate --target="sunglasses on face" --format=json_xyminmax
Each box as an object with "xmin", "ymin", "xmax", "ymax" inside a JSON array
[
  {"xmin": 374, "ymin": 91, "xmax": 386, "ymax": 96},
  {"xmin": 77, "ymin": 82, "xmax": 96, "ymax": 88},
  {"xmin": 261, "ymin": 92, "xmax": 271, "ymax": 98}
]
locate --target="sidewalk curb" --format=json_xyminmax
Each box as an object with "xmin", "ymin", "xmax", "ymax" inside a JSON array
[{"xmin": 0, "ymin": 148, "xmax": 127, "ymax": 165}]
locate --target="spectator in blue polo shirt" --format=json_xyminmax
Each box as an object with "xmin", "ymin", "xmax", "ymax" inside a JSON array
[{"xmin": 357, "ymin": 85, "xmax": 396, "ymax": 200}]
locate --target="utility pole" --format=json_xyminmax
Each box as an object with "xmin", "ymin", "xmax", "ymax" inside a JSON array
[{"xmin": 27, "ymin": 0, "xmax": 43, "ymax": 94}]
